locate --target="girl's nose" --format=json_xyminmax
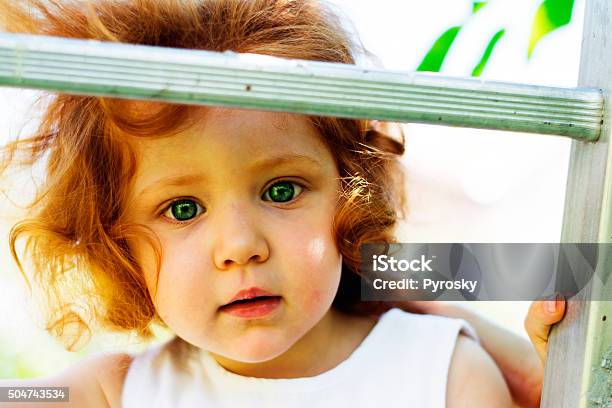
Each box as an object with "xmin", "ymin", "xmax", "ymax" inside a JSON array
[{"xmin": 211, "ymin": 203, "xmax": 270, "ymax": 270}]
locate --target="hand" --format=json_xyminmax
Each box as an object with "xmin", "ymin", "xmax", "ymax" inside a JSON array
[{"xmin": 524, "ymin": 297, "xmax": 566, "ymax": 364}]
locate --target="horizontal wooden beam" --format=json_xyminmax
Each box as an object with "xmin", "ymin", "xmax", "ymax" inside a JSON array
[{"xmin": 0, "ymin": 33, "xmax": 604, "ymax": 140}]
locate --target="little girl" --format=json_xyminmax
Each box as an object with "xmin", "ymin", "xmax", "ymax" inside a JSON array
[{"xmin": 0, "ymin": 0, "xmax": 563, "ymax": 407}]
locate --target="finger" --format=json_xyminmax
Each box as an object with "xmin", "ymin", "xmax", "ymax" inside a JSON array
[
  {"xmin": 524, "ymin": 297, "xmax": 566, "ymax": 364},
  {"xmin": 532, "ymin": 297, "xmax": 566, "ymax": 326}
]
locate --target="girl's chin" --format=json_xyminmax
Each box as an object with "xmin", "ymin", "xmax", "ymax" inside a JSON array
[
  {"xmin": 210, "ymin": 335, "xmax": 298, "ymax": 366},
  {"xmin": 225, "ymin": 342, "xmax": 293, "ymax": 364}
]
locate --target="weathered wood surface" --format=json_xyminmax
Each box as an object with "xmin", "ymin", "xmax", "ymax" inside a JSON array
[{"xmin": 541, "ymin": 0, "xmax": 612, "ymax": 406}]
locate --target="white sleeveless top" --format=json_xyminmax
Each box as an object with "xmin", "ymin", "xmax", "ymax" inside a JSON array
[{"xmin": 122, "ymin": 308, "xmax": 478, "ymax": 408}]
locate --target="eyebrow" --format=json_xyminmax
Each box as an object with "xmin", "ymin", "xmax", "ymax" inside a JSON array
[
  {"xmin": 136, "ymin": 173, "xmax": 207, "ymax": 199},
  {"xmin": 136, "ymin": 153, "xmax": 323, "ymax": 199},
  {"xmin": 251, "ymin": 153, "xmax": 323, "ymax": 171}
]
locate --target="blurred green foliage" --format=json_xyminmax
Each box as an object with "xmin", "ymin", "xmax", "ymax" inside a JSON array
[
  {"xmin": 416, "ymin": 1, "xmax": 490, "ymax": 74},
  {"xmin": 472, "ymin": 28, "xmax": 505, "ymax": 77},
  {"xmin": 0, "ymin": 345, "xmax": 43, "ymax": 379},
  {"xmin": 528, "ymin": 0, "xmax": 574, "ymax": 57},
  {"xmin": 472, "ymin": 2, "xmax": 488, "ymax": 13},
  {"xmin": 0, "ymin": 335, "xmax": 90, "ymax": 379},
  {"xmin": 416, "ymin": 26, "xmax": 462, "ymax": 72},
  {"xmin": 417, "ymin": 0, "xmax": 575, "ymax": 76}
]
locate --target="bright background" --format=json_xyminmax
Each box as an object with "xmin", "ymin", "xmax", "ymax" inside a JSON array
[{"xmin": 0, "ymin": 0, "xmax": 584, "ymax": 378}]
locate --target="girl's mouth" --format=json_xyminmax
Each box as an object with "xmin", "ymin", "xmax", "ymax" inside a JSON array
[{"xmin": 219, "ymin": 296, "xmax": 282, "ymax": 319}]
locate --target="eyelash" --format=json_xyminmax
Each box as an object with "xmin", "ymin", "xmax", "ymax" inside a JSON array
[{"xmin": 160, "ymin": 179, "xmax": 307, "ymax": 224}]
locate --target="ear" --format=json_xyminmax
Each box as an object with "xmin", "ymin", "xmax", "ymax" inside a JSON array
[{"xmin": 364, "ymin": 120, "xmax": 405, "ymax": 155}]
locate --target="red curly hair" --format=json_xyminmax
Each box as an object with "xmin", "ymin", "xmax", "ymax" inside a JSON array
[{"xmin": 0, "ymin": 0, "xmax": 407, "ymax": 351}]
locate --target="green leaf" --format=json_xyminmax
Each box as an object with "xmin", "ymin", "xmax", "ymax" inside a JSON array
[
  {"xmin": 417, "ymin": 26, "xmax": 462, "ymax": 72},
  {"xmin": 472, "ymin": 2, "xmax": 488, "ymax": 14},
  {"xmin": 528, "ymin": 0, "xmax": 574, "ymax": 58},
  {"xmin": 472, "ymin": 29, "xmax": 506, "ymax": 77}
]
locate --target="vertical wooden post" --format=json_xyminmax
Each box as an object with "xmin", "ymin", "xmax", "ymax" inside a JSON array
[{"xmin": 541, "ymin": 0, "xmax": 612, "ymax": 406}]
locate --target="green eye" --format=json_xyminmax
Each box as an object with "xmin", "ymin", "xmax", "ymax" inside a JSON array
[
  {"xmin": 164, "ymin": 199, "xmax": 204, "ymax": 222},
  {"xmin": 262, "ymin": 181, "xmax": 303, "ymax": 203}
]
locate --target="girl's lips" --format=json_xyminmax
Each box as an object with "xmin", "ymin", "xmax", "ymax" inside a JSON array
[
  {"xmin": 220, "ymin": 296, "xmax": 282, "ymax": 318},
  {"xmin": 226, "ymin": 287, "xmax": 277, "ymax": 304}
]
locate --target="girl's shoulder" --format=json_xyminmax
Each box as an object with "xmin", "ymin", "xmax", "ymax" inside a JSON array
[
  {"xmin": 57, "ymin": 351, "xmax": 133, "ymax": 408},
  {"xmin": 93, "ymin": 352, "xmax": 134, "ymax": 408},
  {"xmin": 0, "ymin": 352, "xmax": 132, "ymax": 408},
  {"xmin": 446, "ymin": 334, "xmax": 512, "ymax": 408}
]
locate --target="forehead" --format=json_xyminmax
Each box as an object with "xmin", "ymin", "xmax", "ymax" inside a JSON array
[
  {"xmin": 129, "ymin": 108, "xmax": 336, "ymax": 180},
  {"xmin": 139, "ymin": 108, "xmax": 327, "ymax": 151}
]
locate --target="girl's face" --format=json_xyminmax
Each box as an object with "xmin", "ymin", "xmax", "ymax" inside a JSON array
[{"xmin": 125, "ymin": 108, "xmax": 343, "ymax": 363}]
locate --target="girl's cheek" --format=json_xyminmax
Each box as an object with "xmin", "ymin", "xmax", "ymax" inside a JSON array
[
  {"xmin": 307, "ymin": 238, "xmax": 326, "ymax": 264},
  {"xmin": 307, "ymin": 290, "xmax": 324, "ymax": 307},
  {"xmin": 299, "ymin": 247, "xmax": 342, "ymax": 310}
]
